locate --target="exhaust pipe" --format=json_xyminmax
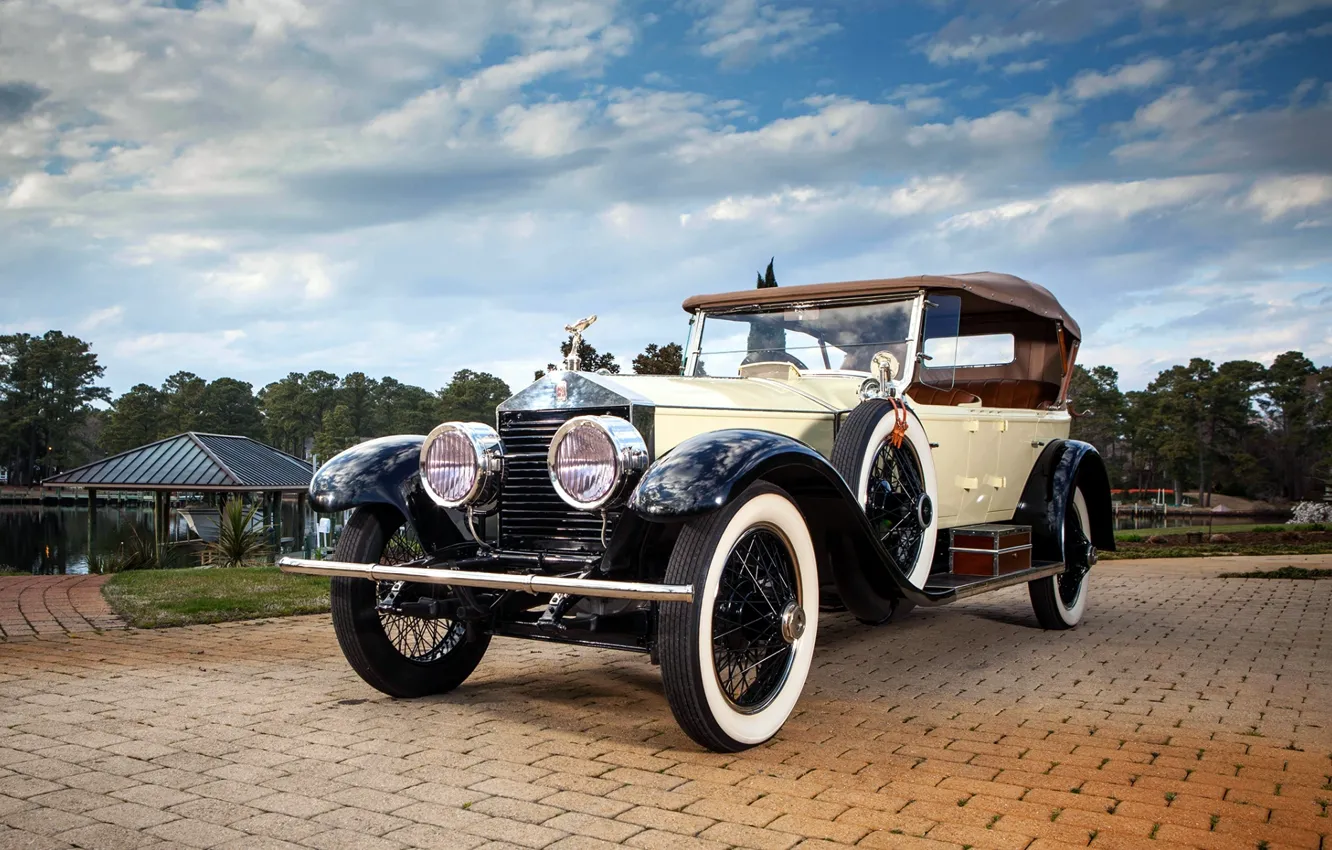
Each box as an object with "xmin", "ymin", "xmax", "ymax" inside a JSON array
[{"xmin": 277, "ymin": 556, "xmax": 693, "ymax": 602}]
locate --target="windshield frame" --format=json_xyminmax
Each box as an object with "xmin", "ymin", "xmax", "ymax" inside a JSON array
[{"xmin": 684, "ymin": 292, "xmax": 927, "ymax": 391}]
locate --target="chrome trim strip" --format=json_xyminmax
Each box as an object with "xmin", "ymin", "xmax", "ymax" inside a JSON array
[
  {"xmin": 950, "ymin": 545, "xmax": 1033, "ymax": 555},
  {"xmin": 277, "ymin": 556, "xmax": 693, "ymax": 602},
  {"xmin": 950, "ymin": 562, "xmax": 1065, "ymax": 600}
]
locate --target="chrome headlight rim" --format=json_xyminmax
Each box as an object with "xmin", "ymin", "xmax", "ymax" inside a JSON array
[
  {"xmin": 547, "ymin": 415, "xmax": 649, "ymax": 511},
  {"xmin": 419, "ymin": 421, "xmax": 505, "ymax": 509}
]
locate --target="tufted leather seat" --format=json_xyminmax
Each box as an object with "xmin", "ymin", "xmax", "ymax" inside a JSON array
[
  {"xmin": 907, "ymin": 384, "xmax": 981, "ymax": 406},
  {"xmin": 908, "ymin": 379, "xmax": 1058, "ymax": 409}
]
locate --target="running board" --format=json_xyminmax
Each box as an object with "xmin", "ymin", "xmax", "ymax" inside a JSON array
[
  {"xmin": 276, "ymin": 556, "xmax": 693, "ymax": 602},
  {"xmin": 923, "ymin": 561, "xmax": 1064, "ymax": 600}
]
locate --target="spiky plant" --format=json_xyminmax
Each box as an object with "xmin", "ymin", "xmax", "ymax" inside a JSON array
[{"xmin": 210, "ymin": 500, "xmax": 269, "ymax": 568}]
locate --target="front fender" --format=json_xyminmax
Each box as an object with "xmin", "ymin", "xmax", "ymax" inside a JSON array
[
  {"xmin": 628, "ymin": 430, "xmax": 839, "ymax": 520},
  {"xmin": 310, "ymin": 436, "xmax": 465, "ymax": 552},
  {"xmin": 1012, "ymin": 439, "xmax": 1116, "ymax": 561},
  {"xmin": 627, "ymin": 429, "xmax": 954, "ymax": 611}
]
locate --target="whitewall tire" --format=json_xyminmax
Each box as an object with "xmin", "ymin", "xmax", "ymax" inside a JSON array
[
  {"xmin": 659, "ymin": 482, "xmax": 819, "ymax": 752},
  {"xmin": 830, "ymin": 400, "xmax": 939, "ymax": 590},
  {"xmin": 1029, "ymin": 488, "xmax": 1092, "ymax": 629}
]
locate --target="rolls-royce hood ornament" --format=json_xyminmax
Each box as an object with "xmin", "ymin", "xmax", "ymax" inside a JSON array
[{"xmin": 563, "ymin": 314, "xmax": 597, "ymax": 371}]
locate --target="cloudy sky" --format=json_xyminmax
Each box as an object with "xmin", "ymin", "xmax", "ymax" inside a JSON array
[{"xmin": 2, "ymin": 0, "xmax": 1330, "ymax": 398}]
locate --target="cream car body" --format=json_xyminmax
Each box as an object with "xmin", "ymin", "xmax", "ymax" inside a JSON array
[{"xmin": 284, "ymin": 272, "xmax": 1113, "ymax": 754}]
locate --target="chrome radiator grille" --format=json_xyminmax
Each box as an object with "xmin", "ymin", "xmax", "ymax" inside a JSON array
[{"xmin": 497, "ymin": 407, "xmax": 629, "ymax": 552}]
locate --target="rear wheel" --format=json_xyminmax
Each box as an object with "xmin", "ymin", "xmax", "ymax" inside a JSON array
[
  {"xmin": 1029, "ymin": 487, "xmax": 1093, "ymax": 629},
  {"xmin": 330, "ymin": 507, "xmax": 489, "ymax": 697},
  {"xmin": 659, "ymin": 483, "xmax": 819, "ymax": 752}
]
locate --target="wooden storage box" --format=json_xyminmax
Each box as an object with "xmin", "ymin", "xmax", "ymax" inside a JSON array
[{"xmin": 950, "ymin": 524, "xmax": 1032, "ymax": 576}]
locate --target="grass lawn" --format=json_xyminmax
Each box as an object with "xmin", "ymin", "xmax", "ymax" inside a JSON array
[{"xmin": 103, "ymin": 566, "xmax": 331, "ymax": 629}]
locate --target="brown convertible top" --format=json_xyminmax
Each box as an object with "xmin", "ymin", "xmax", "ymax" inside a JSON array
[{"xmin": 681, "ymin": 272, "xmax": 1081, "ymax": 341}]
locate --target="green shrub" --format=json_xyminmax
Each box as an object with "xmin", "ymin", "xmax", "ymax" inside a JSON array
[
  {"xmin": 89, "ymin": 525, "xmax": 187, "ymax": 573},
  {"xmin": 209, "ymin": 500, "xmax": 269, "ymax": 568}
]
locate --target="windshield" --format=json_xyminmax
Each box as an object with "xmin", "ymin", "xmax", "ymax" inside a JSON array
[{"xmin": 691, "ymin": 300, "xmax": 914, "ymax": 378}]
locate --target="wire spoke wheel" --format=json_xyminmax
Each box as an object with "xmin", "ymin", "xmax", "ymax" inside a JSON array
[
  {"xmin": 865, "ymin": 439, "xmax": 926, "ymax": 570},
  {"xmin": 374, "ymin": 528, "xmax": 465, "ymax": 664},
  {"xmin": 711, "ymin": 526, "xmax": 799, "ymax": 712}
]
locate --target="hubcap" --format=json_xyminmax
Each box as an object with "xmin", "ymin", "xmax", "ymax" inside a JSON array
[
  {"xmin": 915, "ymin": 493, "xmax": 933, "ymax": 529},
  {"xmin": 780, "ymin": 600, "xmax": 805, "ymax": 644}
]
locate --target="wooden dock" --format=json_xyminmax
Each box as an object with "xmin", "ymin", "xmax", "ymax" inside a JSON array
[{"xmin": 0, "ymin": 487, "xmax": 153, "ymax": 506}]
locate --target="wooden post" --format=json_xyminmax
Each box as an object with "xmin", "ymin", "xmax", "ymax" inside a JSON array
[
  {"xmin": 298, "ymin": 492, "xmax": 308, "ymax": 557},
  {"xmin": 153, "ymin": 491, "xmax": 165, "ymax": 556},
  {"xmin": 87, "ymin": 488, "xmax": 98, "ymax": 566}
]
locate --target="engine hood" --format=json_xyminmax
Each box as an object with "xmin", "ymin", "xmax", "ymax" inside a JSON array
[{"xmin": 498, "ymin": 370, "xmax": 840, "ymax": 415}]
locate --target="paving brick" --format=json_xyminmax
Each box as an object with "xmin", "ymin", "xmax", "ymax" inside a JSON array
[
  {"xmin": 4, "ymin": 561, "xmax": 1332, "ymax": 850},
  {"xmin": 698, "ymin": 820, "xmax": 802, "ymax": 849},
  {"xmin": 86, "ymin": 800, "xmax": 179, "ymax": 829},
  {"xmin": 147, "ymin": 817, "xmax": 245, "ymax": 848},
  {"xmin": 616, "ymin": 804, "xmax": 714, "ymax": 835}
]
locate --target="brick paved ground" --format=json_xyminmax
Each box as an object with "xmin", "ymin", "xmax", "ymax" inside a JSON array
[
  {"xmin": 0, "ymin": 559, "xmax": 1329, "ymax": 850},
  {"xmin": 0, "ymin": 575, "xmax": 124, "ymax": 641}
]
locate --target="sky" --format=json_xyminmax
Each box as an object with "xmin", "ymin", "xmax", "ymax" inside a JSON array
[{"xmin": 2, "ymin": 0, "xmax": 1330, "ymax": 398}]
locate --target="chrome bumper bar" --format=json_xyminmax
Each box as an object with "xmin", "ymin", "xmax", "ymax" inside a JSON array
[{"xmin": 277, "ymin": 556, "xmax": 693, "ymax": 602}]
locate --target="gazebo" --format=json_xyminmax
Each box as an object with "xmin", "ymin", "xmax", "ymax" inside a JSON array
[{"xmin": 43, "ymin": 433, "xmax": 314, "ymax": 556}]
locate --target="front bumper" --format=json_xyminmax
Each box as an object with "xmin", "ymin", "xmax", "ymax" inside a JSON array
[{"xmin": 276, "ymin": 556, "xmax": 693, "ymax": 603}]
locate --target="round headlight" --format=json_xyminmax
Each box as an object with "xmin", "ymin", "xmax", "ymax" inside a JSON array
[
  {"xmin": 420, "ymin": 422, "xmax": 504, "ymax": 509},
  {"xmin": 548, "ymin": 416, "xmax": 649, "ymax": 510}
]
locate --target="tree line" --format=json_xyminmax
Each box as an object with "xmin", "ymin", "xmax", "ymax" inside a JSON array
[
  {"xmin": 1068, "ymin": 352, "xmax": 1332, "ymax": 505},
  {"xmin": 4, "ymin": 329, "xmax": 1327, "ymax": 502},
  {"xmin": 0, "ymin": 331, "xmax": 683, "ymax": 484}
]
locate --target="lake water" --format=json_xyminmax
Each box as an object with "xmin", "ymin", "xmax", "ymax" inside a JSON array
[
  {"xmin": 1, "ymin": 504, "xmax": 1291, "ymax": 574},
  {"xmin": 0, "ymin": 503, "xmax": 303, "ymax": 575}
]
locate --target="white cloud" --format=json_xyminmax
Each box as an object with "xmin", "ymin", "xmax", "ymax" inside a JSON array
[
  {"xmin": 79, "ymin": 306, "xmax": 124, "ymax": 331},
  {"xmin": 204, "ymin": 252, "xmax": 338, "ymax": 301},
  {"xmin": 687, "ymin": 0, "xmax": 839, "ymax": 66},
  {"xmin": 1245, "ymin": 174, "xmax": 1332, "ymax": 221},
  {"xmin": 944, "ymin": 175, "xmax": 1236, "ymax": 232},
  {"xmin": 497, "ymin": 101, "xmax": 595, "ymax": 158},
  {"xmin": 1070, "ymin": 58, "xmax": 1172, "ymax": 99},
  {"xmin": 4, "ymin": 172, "xmax": 58, "ymax": 208},
  {"xmin": 1, "ymin": 0, "xmax": 1330, "ymax": 401},
  {"xmin": 1002, "ymin": 59, "xmax": 1048, "ymax": 75},
  {"xmin": 926, "ymin": 31, "xmax": 1042, "ymax": 65},
  {"xmin": 88, "ymin": 39, "xmax": 143, "ymax": 74}
]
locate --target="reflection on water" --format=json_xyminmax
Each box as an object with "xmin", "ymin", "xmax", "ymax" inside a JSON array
[
  {"xmin": 1113, "ymin": 513, "xmax": 1288, "ymax": 531},
  {"xmin": 0, "ymin": 502, "xmax": 303, "ymax": 575}
]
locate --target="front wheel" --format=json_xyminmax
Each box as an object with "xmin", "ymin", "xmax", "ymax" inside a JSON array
[
  {"xmin": 659, "ymin": 482, "xmax": 819, "ymax": 752},
  {"xmin": 1029, "ymin": 486, "xmax": 1094, "ymax": 629},
  {"xmin": 330, "ymin": 506, "xmax": 489, "ymax": 697}
]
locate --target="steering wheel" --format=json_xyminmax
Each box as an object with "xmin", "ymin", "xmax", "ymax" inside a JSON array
[{"xmin": 741, "ymin": 350, "xmax": 808, "ymax": 371}]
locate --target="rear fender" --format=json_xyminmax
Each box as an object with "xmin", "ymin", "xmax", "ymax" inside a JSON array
[
  {"xmin": 1012, "ymin": 439, "xmax": 1116, "ymax": 562},
  {"xmin": 310, "ymin": 436, "xmax": 466, "ymax": 552},
  {"xmin": 627, "ymin": 429, "xmax": 950, "ymax": 611}
]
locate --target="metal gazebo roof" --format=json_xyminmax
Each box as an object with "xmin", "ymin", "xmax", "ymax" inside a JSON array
[{"xmin": 42, "ymin": 433, "xmax": 313, "ymax": 492}]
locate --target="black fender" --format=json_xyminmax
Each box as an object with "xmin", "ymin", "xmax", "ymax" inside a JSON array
[
  {"xmin": 1012, "ymin": 439, "xmax": 1116, "ymax": 563},
  {"xmin": 309, "ymin": 435, "xmax": 465, "ymax": 552},
  {"xmin": 627, "ymin": 429, "xmax": 955, "ymax": 611}
]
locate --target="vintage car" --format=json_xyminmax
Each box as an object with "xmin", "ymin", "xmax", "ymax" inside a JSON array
[{"xmin": 280, "ymin": 273, "xmax": 1113, "ymax": 752}]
